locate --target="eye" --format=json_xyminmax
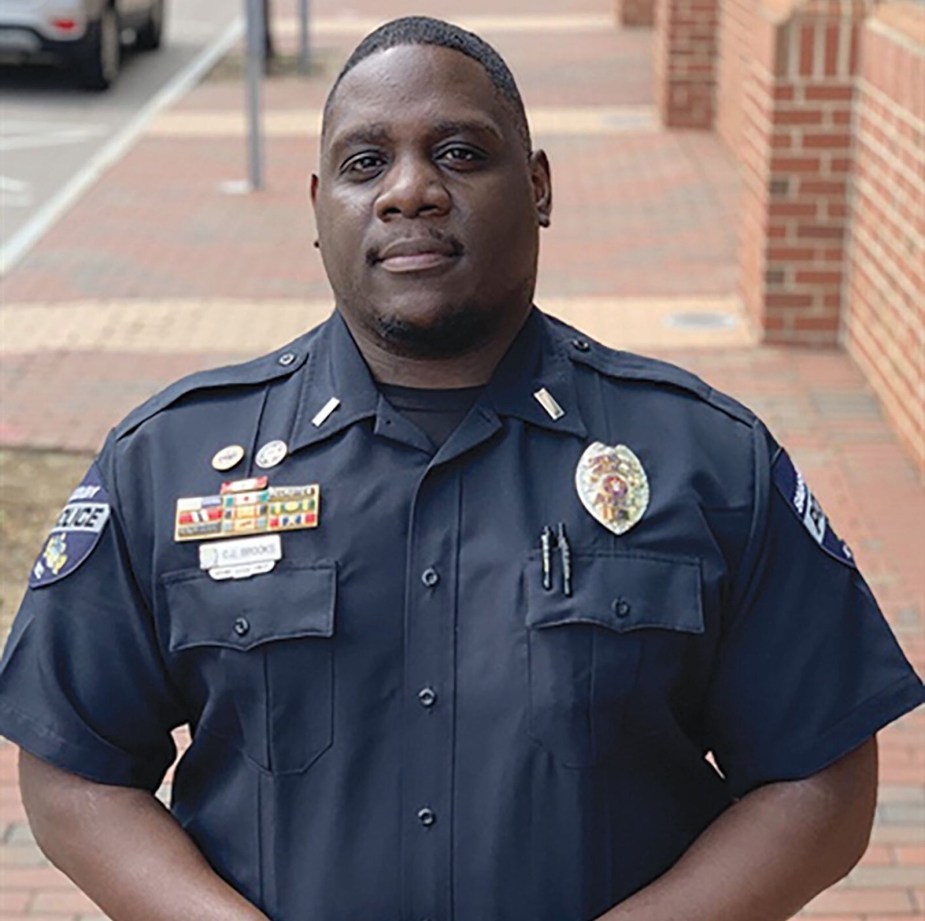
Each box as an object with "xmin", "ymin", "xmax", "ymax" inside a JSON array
[
  {"xmin": 340, "ymin": 152, "xmax": 387, "ymax": 178},
  {"xmin": 436, "ymin": 145, "xmax": 486, "ymax": 168}
]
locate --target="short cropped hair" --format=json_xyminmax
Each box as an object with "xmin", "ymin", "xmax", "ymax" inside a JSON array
[{"xmin": 323, "ymin": 16, "xmax": 532, "ymax": 153}]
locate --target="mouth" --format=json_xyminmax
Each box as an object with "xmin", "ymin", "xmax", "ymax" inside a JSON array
[{"xmin": 370, "ymin": 236, "xmax": 463, "ymax": 274}]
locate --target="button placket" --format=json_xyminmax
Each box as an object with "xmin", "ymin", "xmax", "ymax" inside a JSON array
[{"xmin": 401, "ymin": 470, "xmax": 459, "ymax": 921}]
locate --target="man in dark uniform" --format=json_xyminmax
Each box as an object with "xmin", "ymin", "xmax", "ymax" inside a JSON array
[{"xmin": 1, "ymin": 16, "xmax": 922, "ymax": 921}]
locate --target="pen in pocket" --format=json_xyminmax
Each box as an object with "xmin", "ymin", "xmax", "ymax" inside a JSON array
[{"xmin": 538, "ymin": 522, "xmax": 572, "ymax": 597}]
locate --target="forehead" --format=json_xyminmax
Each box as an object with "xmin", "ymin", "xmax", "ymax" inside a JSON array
[{"xmin": 323, "ymin": 44, "xmax": 516, "ymax": 148}]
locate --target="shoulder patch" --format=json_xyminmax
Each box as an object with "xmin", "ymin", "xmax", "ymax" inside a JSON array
[
  {"xmin": 30, "ymin": 463, "xmax": 112, "ymax": 589},
  {"xmin": 772, "ymin": 449, "xmax": 855, "ymax": 568}
]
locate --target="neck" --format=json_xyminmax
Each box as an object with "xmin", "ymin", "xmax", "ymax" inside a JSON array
[
  {"xmin": 360, "ymin": 338, "xmax": 511, "ymax": 387},
  {"xmin": 340, "ymin": 307, "xmax": 532, "ymax": 388}
]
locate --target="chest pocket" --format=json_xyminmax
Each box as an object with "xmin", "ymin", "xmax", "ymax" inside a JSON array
[
  {"xmin": 162, "ymin": 560, "xmax": 336, "ymax": 775},
  {"xmin": 525, "ymin": 552, "xmax": 703, "ymax": 768}
]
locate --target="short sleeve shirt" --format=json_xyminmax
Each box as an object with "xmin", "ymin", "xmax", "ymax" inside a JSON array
[{"xmin": 1, "ymin": 309, "xmax": 922, "ymax": 921}]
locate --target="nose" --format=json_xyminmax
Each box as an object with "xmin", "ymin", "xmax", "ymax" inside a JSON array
[{"xmin": 375, "ymin": 154, "xmax": 451, "ymax": 221}]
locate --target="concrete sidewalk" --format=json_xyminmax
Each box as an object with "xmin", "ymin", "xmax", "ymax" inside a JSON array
[{"xmin": 0, "ymin": 0, "xmax": 922, "ymax": 917}]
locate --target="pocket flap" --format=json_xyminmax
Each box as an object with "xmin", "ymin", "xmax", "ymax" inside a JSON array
[
  {"xmin": 163, "ymin": 560, "xmax": 336, "ymax": 652},
  {"xmin": 525, "ymin": 552, "xmax": 703, "ymax": 634}
]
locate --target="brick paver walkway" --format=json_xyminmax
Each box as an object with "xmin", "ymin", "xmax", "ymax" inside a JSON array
[{"xmin": 0, "ymin": 0, "xmax": 922, "ymax": 917}]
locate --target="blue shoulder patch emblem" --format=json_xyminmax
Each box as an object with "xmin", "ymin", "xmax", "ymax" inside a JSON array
[
  {"xmin": 772, "ymin": 449, "xmax": 855, "ymax": 568},
  {"xmin": 30, "ymin": 463, "xmax": 111, "ymax": 589}
]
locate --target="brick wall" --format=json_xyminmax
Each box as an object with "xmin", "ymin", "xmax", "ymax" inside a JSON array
[
  {"xmin": 615, "ymin": 0, "xmax": 656, "ymax": 27},
  {"xmin": 715, "ymin": 0, "xmax": 757, "ymax": 155},
  {"xmin": 655, "ymin": 0, "xmax": 720, "ymax": 128},
  {"xmin": 649, "ymin": 0, "xmax": 924, "ymax": 469},
  {"xmin": 843, "ymin": 4, "xmax": 925, "ymax": 469},
  {"xmin": 734, "ymin": 0, "xmax": 872, "ymax": 344}
]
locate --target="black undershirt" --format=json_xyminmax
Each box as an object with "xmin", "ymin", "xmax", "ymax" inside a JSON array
[{"xmin": 379, "ymin": 383, "xmax": 484, "ymax": 448}]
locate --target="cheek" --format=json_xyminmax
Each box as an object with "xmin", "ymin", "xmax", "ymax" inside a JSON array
[
  {"xmin": 471, "ymin": 178, "xmax": 535, "ymax": 235},
  {"xmin": 467, "ymin": 203, "xmax": 537, "ymax": 271},
  {"xmin": 318, "ymin": 190, "xmax": 370, "ymax": 239}
]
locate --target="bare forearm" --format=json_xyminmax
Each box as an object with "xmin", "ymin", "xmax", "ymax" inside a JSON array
[
  {"xmin": 20, "ymin": 750, "xmax": 269, "ymax": 921},
  {"xmin": 598, "ymin": 739, "xmax": 878, "ymax": 921}
]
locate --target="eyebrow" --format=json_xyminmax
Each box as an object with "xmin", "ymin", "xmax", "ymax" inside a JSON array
[
  {"xmin": 329, "ymin": 123, "xmax": 392, "ymax": 151},
  {"xmin": 431, "ymin": 119, "xmax": 505, "ymax": 143},
  {"xmin": 328, "ymin": 117, "xmax": 505, "ymax": 153}
]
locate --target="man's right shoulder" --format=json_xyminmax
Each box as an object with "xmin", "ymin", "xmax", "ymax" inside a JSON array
[{"xmin": 109, "ymin": 327, "xmax": 321, "ymax": 444}]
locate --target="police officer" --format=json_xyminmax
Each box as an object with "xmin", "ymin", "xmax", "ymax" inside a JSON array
[{"xmin": 1, "ymin": 16, "xmax": 922, "ymax": 921}]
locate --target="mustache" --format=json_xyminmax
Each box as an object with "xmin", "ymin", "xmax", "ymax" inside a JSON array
[{"xmin": 366, "ymin": 230, "xmax": 465, "ymax": 266}]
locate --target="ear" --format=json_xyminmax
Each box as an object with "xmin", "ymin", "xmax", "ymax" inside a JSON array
[
  {"xmin": 529, "ymin": 150, "xmax": 552, "ymax": 228},
  {"xmin": 310, "ymin": 173, "xmax": 320, "ymax": 208}
]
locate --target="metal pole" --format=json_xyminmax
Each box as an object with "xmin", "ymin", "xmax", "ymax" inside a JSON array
[
  {"xmin": 245, "ymin": 0, "xmax": 265, "ymax": 190},
  {"xmin": 298, "ymin": 0, "xmax": 310, "ymax": 74}
]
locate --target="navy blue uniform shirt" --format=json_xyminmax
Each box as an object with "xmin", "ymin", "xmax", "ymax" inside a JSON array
[{"xmin": 1, "ymin": 309, "xmax": 922, "ymax": 920}]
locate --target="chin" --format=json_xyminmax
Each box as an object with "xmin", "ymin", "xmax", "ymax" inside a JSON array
[{"xmin": 375, "ymin": 303, "xmax": 495, "ymax": 360}]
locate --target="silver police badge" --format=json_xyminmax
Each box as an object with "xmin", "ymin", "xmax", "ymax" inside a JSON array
[{"xmin": 575, "ymin": 442, "xmax": 649, "ymax": 536}]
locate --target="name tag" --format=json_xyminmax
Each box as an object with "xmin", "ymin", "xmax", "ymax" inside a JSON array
[{"xmin": 199, "ymin": 534, "xmax": 282, "ymax": 581}]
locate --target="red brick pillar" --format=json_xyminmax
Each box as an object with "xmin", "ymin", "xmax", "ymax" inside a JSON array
[
  {"xmin": 615, "ymin": 0, "xmax": 656, "ymax": 27},
  {"xmin": 738, "ymin": 0, "xmax": 874, "ymax": 344},
  {"xmin": 654, "ymin": 0, "xmax": 719, "ymax": 128}
]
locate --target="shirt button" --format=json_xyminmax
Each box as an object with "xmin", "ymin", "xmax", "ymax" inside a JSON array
[
  {"xmin": 417, "ymin": 807, "xmax": 436, "ymax": 827},
  {"xmin": 571, "ymin": 338, "xmax": 591, "ymax": 352},
  {"xmin": 421, "ymin": 567, "xmax": 440, "ymax": 587},
  {"xmin": 417, "ymin": 687, "xmax": 437, "ymax": 708},
  {"xmin": 233, "ymin": 617, "xmax": 250, "ymax": 636},
  {"xmin": 612, "ymin": 599, "xmax": 631, "ymax": 618},
  {"xmin": 277, "ymin": 351, "xmax": 297, "ymax": 366}
]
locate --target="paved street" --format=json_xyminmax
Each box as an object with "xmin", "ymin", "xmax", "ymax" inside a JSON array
[
  {"xmin": 0, "ymin": 0, "xmax": 922, "ymax": 917},
  {"xmin": 0, "ymin": 0, "xmax": 240, "ymax": 266}
]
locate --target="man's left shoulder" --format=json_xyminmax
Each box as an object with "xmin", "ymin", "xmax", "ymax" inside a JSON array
[{"xmin": 545, "ymin": 315, "xmax": 756, "ymax": 430}]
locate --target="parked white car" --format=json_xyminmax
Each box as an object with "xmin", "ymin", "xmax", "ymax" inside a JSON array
[{"xmin": 0, "ymin": 0, "xmax": 164, "ymax": 89}]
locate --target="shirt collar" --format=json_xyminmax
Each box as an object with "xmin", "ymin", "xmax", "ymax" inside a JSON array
[
  {"xmin": 479, "ymin": 308, "xmax": 587, "ymax": 438},
  {"xmin": 289, "ymin": 312, "xmax": 380, "ymax": 452},
  {"xmin": 288, "ymin": 307, "xmax": 587, "ymax": 452}
]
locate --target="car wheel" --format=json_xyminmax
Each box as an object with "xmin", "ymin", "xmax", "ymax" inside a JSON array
[
  {"xmin": 136, "ymin": 0, "xmax": 164, "ymax": 51},
  {"xmin": 76, "ymin": 5, "xmax": 121, "ymax": 91}
]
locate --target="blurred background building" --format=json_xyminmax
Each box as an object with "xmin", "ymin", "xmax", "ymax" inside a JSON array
[{"xmin": 617, "ymin": 0, "xmax": 923, "ymax": 471}]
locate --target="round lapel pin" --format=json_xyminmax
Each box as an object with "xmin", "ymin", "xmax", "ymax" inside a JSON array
[
  {"xmin": 256, "ymin": 439, "xmax": 288, "ymax": 470},
  {"xmin": 211, "ymin": 444, "xmax": 245, "ymax": 472},
  {"xmin": 575, "ymin": 442, "xmax": 649, "ymax": 536}
]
